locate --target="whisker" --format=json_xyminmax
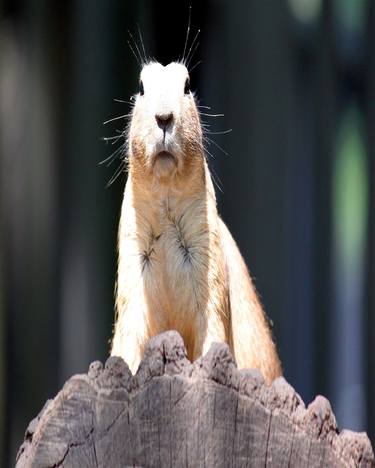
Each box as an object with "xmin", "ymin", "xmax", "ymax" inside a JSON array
[
  {"xmin": 197, "ymin": 105, "xmax": 211, "ymax": 110},
  {"xmin": 128, "ymin": 30, "xmax": 144, "ymax": 65},
  {"xmin": 137, "ymin": 23, "xmax": 147, "ymax": 63},
  {"xmin": 185, "ymin": 29, "xmax": 200, "ymax": 66},
  {"xmin": 114, "ymin": 98, "xmax": 134, "ymax": 105},
  {"xmin": 189, "ymin": 59, "xmax": 202, "ymax": 74},
  {"xmin": 205, "ymin": 129, "xmax": 232, "ymax": 135},
  {"xmin": 203, "ymin": 154, "xmax": 223, "ymax": 193},
  {"xmin": 111, "ymin": 136, "xmax": 124, "ymax": 145},
  {"xmin": 105, "ymin": 134, "xmax": 126, "ymax": 146},
  {"xmin": 182, "ymin": 5, "xmax": 192, "ymax": 63},
  {"xmin": 211, "ymin": 166, "xmax": 223, "ymax": 193},
  {"xmin": 127, "ymin": 39, "xmax": 141, "ymax": 66},
  {"xmin": 106, "ymin": 160, "xmax": 126, "ymax": 187},
  {"xmin": 102, "ymin": 134, "xmax": 124, "ymax": 144},
  {"xmin": 103, "ymin": 114, "xmax": 131, "ymax": 125},
  {"xmin": 204, "ymin": 136, "xmax": 229, "ymax": 156},
  {"xmin": 204, "ymin": 146, "xmax": 215, "ymax": 159},
  {"xmin": 199, "ymin": 112, "xmax": 224, "ymax": 118},
  {"xmin": 187, "ymin": 39, "xmax": 200, "ymax": 67},
  {"xmin": 99, "ymin": 144, "xmax": 125, "ymax": 166},
  {"xmin": 102, "ymin": 135, "xmax": 122, "ymax": 141}
]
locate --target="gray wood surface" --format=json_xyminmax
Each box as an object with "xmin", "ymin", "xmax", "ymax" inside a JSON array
[{"xmin": 16, "ymin": 331, "xmax": 374, "ymax": 467}]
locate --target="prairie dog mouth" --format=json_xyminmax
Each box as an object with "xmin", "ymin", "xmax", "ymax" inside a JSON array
[
  {"xmin": 151, "ymin": 151, "xmax": 178, "ymax": 177},
  {"xmin": 153, "ymin": 151, "xmax": 176, "ymax": 163},
  {"xmin": 153, "ymin": 151, "xmax": 177, "ymax": 167}
]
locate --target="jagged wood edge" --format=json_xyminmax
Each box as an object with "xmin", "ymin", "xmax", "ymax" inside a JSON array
[{"xmin": 16, "ymin": 330, "xmax": 374, "ymax": 467}]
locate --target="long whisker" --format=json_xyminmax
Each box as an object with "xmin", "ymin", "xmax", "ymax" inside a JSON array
[
  {"xmin": 102, "ymin": 136, "xmax": 119, "ymax": 142},
  {"xmin": 189, "ymin": 59, "xmax": 202, "ymax": 74},
  {"xmin": 102, "ymin": 134, "xmax": 124, "ymax": 145},
  {"xmin": 137, "ymin": 23, "xmax": 147, "ymax": 63},
  {"xmin": 211, "ymin": 166, "xmax": 223, "ymax": 193},
  {"xmin": 187, "ymin": 39, "xmax": 200, "ymax": 67},
  {"xmin": 114, "ymin": 98, "xmax": 134, "ymax": 105},
  {"xmin": 128, "ymin": 30, "xmax": 144, "ymax": 65},
  {"xmin": 182, "ymin": 5, "xmax": 192, "ymax": 62},
  {"xmin": 106, "ymin": 160, "xmax": 126, "ymax": 187},
  {"xmin": 199, "ymin": 112, "xmax": 224, "ymax": 118},
  {"xmin": 127, "ymin": 39, "xmax": 141, "ymax": 66},
  {"xmin": 99, "ymin": 143, "xmax": 125, "ymax": 166},
  {"xmin": 103, "ymin": 114, "xmax": 131, "ymax": 125},
  {"xmin": 204, "ymin": 146, "xmax": 215, "ymax": 159},
  {"xmin": 185, "ymin": 29, "xmax": 200, "ymax": 66},
  {"xmin": 203, "ymin": 150, "xmax": 223, "ymax": 193},
  {"xmin": 204, "ymin": 136, "xmax": 229, "ymax": 156},
  {"xmin": 205, "ymin": 129, "xmax": 232, "ymax": 135}
]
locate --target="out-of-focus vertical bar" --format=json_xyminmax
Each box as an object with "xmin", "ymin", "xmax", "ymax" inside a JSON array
[
  {"xmin": 0, "ymin": 5, "xmax": 62, "ymax": 459},
  {"xmin": 329, "ymin": 0, "xmax": 368, "ymax": 434},
  {"xmin": 331, "ymin": 106, "xmax": 368, "ymax": 431},
  {"xmin": 284, "ymin": 0, "xmax": 323, "ymax": 404},
  {"xmin": 0, "ymin": 10, "xmax": 7, "ymax": 463},
  {"xmin": 60, "ymin": 0, "xmax": 113, "ymax": 382},
  {"xmin": 0, "ymin": 33, "xmax": 7, "ymax": 463},
  {"xmin": 59, "ymin": 1, "xmax": 138, "ymax": 384},
  {"xmin": 313, "ymin": 0, "xmax": 336, "ymax": 400},
  {"xmin": 214, "ymin": 0, "xmax": 292, "ymax": 384},
  {"xmin": 365, "ymin": 0, "xmax": 375, "ymax": 446}
]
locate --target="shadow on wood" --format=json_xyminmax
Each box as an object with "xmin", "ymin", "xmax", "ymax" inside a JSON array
[{"xmin": 16, "ymin": 331, "xmax": 374, "ymax": 467}]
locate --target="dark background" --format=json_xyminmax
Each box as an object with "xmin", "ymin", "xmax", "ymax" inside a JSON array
[{"xmin": 1, "ymin": 0, "xmax": 374, "ymax": 464}]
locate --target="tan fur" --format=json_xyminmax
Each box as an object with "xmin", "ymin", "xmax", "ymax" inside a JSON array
[{"xmin": 111, "ymin": 62, "xmax": 281, "ymax": 384}]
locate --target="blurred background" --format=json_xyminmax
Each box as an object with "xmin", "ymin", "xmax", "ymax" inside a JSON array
[{"xmin": 0, "ymin": 0, "xmax": 374, "ymax": 464}]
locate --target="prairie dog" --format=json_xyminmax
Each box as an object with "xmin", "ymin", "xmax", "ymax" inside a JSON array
[{"xmin": 111, "ymin": 61, "xmax": 281, "ymax": 383}]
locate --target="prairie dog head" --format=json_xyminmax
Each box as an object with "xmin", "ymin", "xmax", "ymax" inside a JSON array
[{"xmin": 128, "ymin": 62, "xmax": 203, "ymax": 182}]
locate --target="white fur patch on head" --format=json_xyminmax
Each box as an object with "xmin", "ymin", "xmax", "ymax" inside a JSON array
[{"xmin": 140, "ymin": 62, "xmax": 189, "ymax": 100}]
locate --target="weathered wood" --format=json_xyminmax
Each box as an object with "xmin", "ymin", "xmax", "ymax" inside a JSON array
[{"xmin": 16, "ymin": 331, "xmax": 374, "ymax": 467}]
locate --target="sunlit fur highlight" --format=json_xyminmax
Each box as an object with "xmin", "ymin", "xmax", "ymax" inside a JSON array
[{"xmin": 111, "ymin": 61, "xmax": 281, "ymax": 384}]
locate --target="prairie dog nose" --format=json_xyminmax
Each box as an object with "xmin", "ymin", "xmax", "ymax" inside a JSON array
[{"xmin": 155, "ymin": 112, "xmax": 173, "ymax": 132}]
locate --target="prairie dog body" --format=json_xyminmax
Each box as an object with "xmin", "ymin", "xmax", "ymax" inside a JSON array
[{"xmin": 111, "ymin": 62, "xmax": 281, "ymax": 383}]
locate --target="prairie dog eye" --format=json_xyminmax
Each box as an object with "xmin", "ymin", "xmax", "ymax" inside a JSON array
[
  {"xmin": 139, "ymin": 80, "xmax": 144, "ymax": 96},
  {"xmin": 184, "ymin": 77, "xmax": 190, "ymax": 95}
]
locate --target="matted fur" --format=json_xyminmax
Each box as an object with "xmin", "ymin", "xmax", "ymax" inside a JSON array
[{"xmin": 111, "ymin": 62, "xmax": 281, "ymax": 384}]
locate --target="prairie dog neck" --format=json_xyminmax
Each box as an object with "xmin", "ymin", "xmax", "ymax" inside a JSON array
[{"xmin": 124, "ymin": 159, "xmax": 216, "ymax": 233}]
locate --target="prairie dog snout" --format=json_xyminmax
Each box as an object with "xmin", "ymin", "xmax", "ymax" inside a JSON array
[{"xmin": 111, "ymin": 61, "xmax": 282, "ymax": 384}]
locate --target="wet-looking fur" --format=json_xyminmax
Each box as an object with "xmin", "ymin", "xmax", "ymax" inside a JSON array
[{"xmin": 110, "ymin": 61, "xmax": 282, "ymax": 384}]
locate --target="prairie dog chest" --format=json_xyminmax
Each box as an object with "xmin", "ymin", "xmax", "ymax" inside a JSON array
[
  {"xmin": 141, "ymin": 202, "xmax": 208, "ymax": 291},
  {"xmin": 138, "ymin": 198, "xmax": 209, "ymax": 310}
]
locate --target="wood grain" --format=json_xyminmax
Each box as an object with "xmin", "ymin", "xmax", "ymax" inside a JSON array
[{"xmin": 16, "ymin": 331, "xmax": 374, "ymax": 467}]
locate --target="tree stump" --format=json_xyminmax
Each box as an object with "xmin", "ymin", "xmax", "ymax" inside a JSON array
[{"xmin": 16, "ymin": 331, "xmax": 374, "ymax": 467}]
